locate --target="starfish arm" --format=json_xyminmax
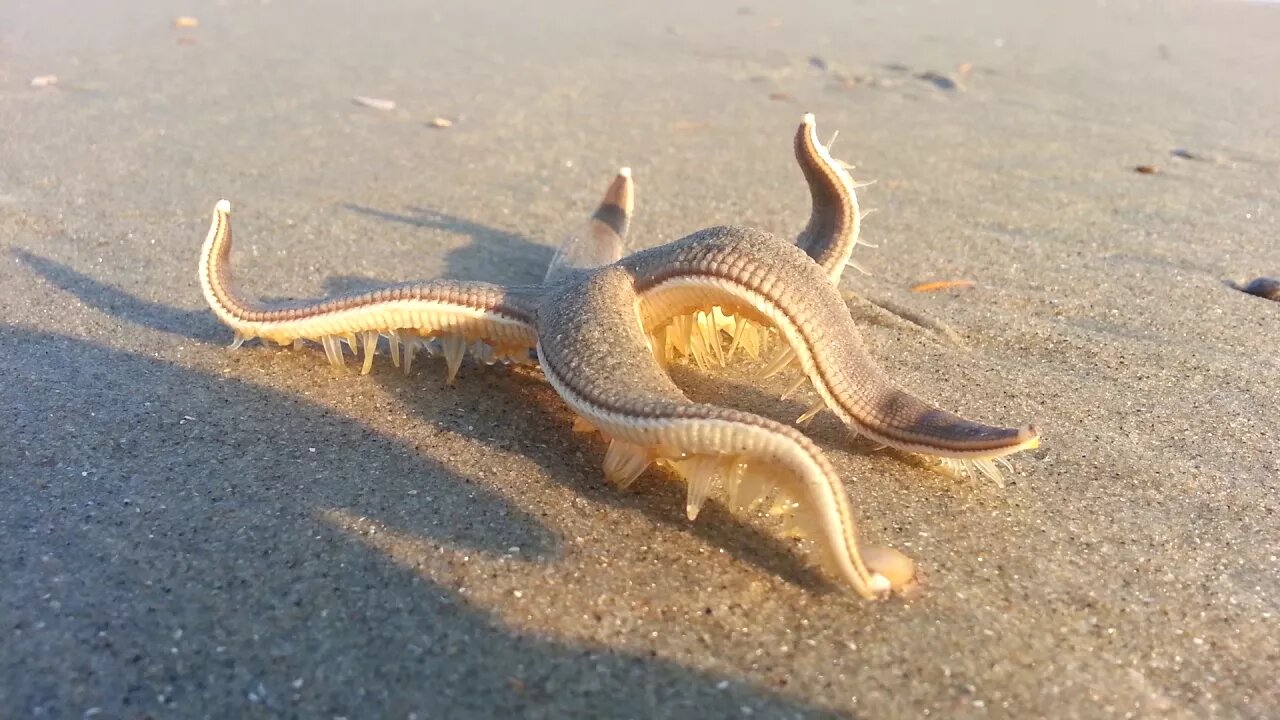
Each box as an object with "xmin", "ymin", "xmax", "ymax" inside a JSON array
[
  {"xmin": 793, "ymin": 114, "xmax": 863, "ymax": 282},
  {"xmin": 544, "ymin": 168, "xmax": 634, "ymax": 283},
  {"xmin": 198, "ymin": 200, "xmax": 540, "ymax": 376},
  {"xmin": 624, "ymin": 227, "xmax": 1041, "ymax": 473},
  {"xmin": 536, "ymin": 265, "xmax": 912, "ymax": 599}
]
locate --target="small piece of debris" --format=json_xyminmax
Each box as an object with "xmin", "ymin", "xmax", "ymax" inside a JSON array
[
  {"xmin": 1242, "ymin": 277, "xmax": 1280, "ymax": 301},
  {"xmin": 1170, "ymin": 148, "xmax": 1205, "ymax": 161},
  {"xmin": 829, "ymin": 71, "xmax": 864, "ymax": 90},
  {"xmin": 956, "ymin": 62, "xmax": 974, "ymax": 75},
  {"xmin": 911, "ymin": 279, "xmax": 976, "ymax": 293},
  {"xmin": 1133, "ymin": 165, "xmax": 1159, "ymax": 175},
  {"xmin": 844, "ymin": 290, "xmax": 968, "ymax": 347},
  {"xmin": 173, "ymin": 16, "xmax": 199, "ymax": 29},
  {"xmin": 916, "ymin": 71, "xmax": 958, "ymax": 91},
  {"xmin": 768, "ymin": 91, "xmax": 797, "ymax": 103},
  {"xmin": 808, "ymin": 56, "xmax": 828, "ymax": 72},
  {"xmin": 428, "ymin": 117, "xmax": 454, "ymax": 128},
  {"xmin": 30, "ymin": 75, "xmax": 59, "ymax": 88},
  {"xmin": 352, "ymin": 96, "xmax": 396, "ymax": 112}
]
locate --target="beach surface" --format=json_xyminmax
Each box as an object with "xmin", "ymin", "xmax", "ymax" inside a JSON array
[{"xmin": 2, "ymin": 1, "xmax": 1278, "ymax": 717}]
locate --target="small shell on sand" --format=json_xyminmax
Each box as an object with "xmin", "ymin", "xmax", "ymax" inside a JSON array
[
  {"xmin": 30, "ymin": 75, "xmax": 59, "ymax": 88},
  {"xmin": 352, "ymin": 96, "xmax": 396, "ymax": 111},
  {"xmin": 173, "ymin": 16, "xmax": 199, "ymax": 29},
  {"xmin": 1242, "ymin": 277, "xmax": 1280, "ymax": 301},
  {"xmin": 428, "ymin": 117, "xmax": 454, "ymax": 128},
  {"xmin": 911, "ymin": 279, "xmax": 975, "ymax": 293}
]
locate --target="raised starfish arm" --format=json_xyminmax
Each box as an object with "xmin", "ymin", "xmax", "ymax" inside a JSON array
[
  {"xmin": 656, "ymin": 116, "xmax": 868, "ymax": 369},
  {"xmin": 544, "ymin": 167, "xmax": 634, "ymax": 283},
  {"xmin": 198, "ymin": 200, "xmax": 540, "ymax": 379},
  {"xmin": 626, "ymin": 226, "xmax": 1041, "ymax": 483},
  {"xmin": 536, "ymin": 264, "xmax": 915, "ymax": 599},
  {"xmin": 793, "ymin": 114, "xmax": 868, "ymax": 281}
]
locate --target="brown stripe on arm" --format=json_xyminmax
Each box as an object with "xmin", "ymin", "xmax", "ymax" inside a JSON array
[{"xmin": 545, "ymin": 168, "xmax": 634, "ymax": 283}]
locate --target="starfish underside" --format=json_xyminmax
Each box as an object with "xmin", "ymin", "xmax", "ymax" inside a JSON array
[{"xmin": 198, "ymin": 114, "xmax": 1041, "ymax": 600}]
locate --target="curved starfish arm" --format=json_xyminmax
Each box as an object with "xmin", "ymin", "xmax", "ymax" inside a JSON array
[
  {"xmin": 536, "ymin": 265, "xmax": 913, "ymax": 599},
  {"xmin": 544, "ymin": 168, "xmax": 634, "ymax": 283},
  {"xmin": 625, "ymin": 226, "xmax": 1041, "ymax": 481},
  {"xmin": 199, "ymin": 200, "xmax": 541, "ymax": 378},
  {"xmin": 793, "ymin": 114, "xmax": 865, "ymax": 282}
]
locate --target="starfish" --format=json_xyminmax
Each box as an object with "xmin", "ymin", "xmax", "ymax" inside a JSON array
[{"xmin": 198, "ymin": 114, "xmax": 1041, "ymax": 600}]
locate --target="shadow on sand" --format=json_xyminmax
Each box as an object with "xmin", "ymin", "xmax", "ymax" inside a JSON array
[
  {"xmin": 1, "ymin": 325, "xmax": 845, "ymax": 719},
  {"xmin": 343, "ymin": 204, "xmax": 555, "ymax": 286}
]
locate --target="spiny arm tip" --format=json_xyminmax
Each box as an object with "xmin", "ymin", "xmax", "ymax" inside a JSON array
[
  {"xmin": 215, "ymin": 199, "xmax": 231, "ymax": 213},
  {"xmin": 868, "ymin": 574, "xmax": 891, "ymax": 594},
  {"xmin": 618, "ymin": 166, "xmax": 631, "ymax": 178},
  {"xmin": 802, "ymin": 112, "xmax": 816, "ymax": 125}
]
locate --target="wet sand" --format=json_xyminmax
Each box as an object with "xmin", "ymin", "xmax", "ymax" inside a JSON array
[{"xmin": 2, "ymin": 0, "xmax": 1278, "ymax": 717}]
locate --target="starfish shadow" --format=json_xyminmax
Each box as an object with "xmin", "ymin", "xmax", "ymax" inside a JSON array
[
  {"xmin": 12, "ymin": 249, "xmax": 225, "ymax": 343},
  {"xmin": 0, "ymin": 326, "xmax": 839, "ymax": 719},
  {"xmin": 342, "ymin": 204, "xmax": 554, "ymax": 286}
]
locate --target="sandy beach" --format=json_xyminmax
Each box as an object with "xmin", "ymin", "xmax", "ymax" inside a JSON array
[{"xmin": 2, "ymin": 0, "xmax": 1278, "ymax": 717}]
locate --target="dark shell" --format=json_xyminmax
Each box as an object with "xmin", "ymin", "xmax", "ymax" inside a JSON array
[{"xmin": 1243, "ymin": 277, "xmax": 1280, "ymax": 302}]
